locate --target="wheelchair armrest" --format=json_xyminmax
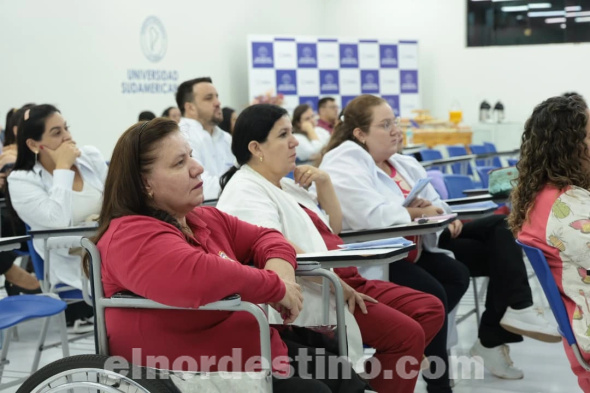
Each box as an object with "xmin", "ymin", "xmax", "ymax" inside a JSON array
[
  {"xmin": 46, "ymin": 236, "xmax": 84, "ymax": 250},
  {"xmin": 107, "ymin": 293, "xmax": 243, "ymax": 310}
]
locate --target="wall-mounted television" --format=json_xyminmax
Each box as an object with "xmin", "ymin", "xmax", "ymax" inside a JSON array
[{"xmin": 468, "ymin": 0, "xmax": 590, "ymax": 46}]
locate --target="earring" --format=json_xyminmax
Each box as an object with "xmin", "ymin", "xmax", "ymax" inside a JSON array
[
  {"xmin": 34, "ymin": 151, "xmax": 38, "ymax": 165},
  {"xmin": 259, "ymin": 156, "xmax": 264, "ymax": 162},
  {"xmin": 148, "ymin": 191, "xmax": 154, "ymax": 199}
]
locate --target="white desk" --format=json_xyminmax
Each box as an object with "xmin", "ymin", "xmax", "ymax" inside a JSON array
[
  {"xmin": 297, "ymin": 246, "xmax": 414, "ymax": 269},
  {"xmin": 0, "ymin": 235, "xmax": 30, "ymax": 252},
  {"xmin": 339, "ymin": 217, "xmax": 455, "ymax": 243}
]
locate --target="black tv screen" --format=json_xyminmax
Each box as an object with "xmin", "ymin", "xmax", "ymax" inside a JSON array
[{"xmin": 467, "ymin": 0, "xmax": 590, "ymax": 46}]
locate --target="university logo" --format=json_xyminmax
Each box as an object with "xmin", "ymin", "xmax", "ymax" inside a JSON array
[
  {"xmin": 400, "ymin": 71, "xmax": 418, "ymax": 93},
  {"xmin": 298, "ymin": 44, "xmax": 317, "ymax": 67},
  {"xmin": 140, "ymin": 16, "xmax": 167, "ymax": 63},
  {"xmin": 340, "ymin": 44, "xmax": 358, "ymax": 67},
  {"xmin": 380, "ymin": 45, "xmax": 398, "ymax": 67},
  {"xmin": 252, "ymin": 43, "xmax": 274, "ymax": 67},
  {"xmin": 361, "ymin": 71, "xmax": 379, "ymax": 93},
  {"xmin": 320, "ymin": 71, "xmax": 339, "ymax": 94},
  {"xmin": 383, "ymin": 95, "xmax": 400, "ymax": 116},
  {"xmin": 276, "ymin": 71, "xmax": 297, "ymax": 94}
]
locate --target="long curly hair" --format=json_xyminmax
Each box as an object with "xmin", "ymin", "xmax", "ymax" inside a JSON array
[{"xmin": 508, "ymin": 95, "xmax": 589, "ymax": 235}]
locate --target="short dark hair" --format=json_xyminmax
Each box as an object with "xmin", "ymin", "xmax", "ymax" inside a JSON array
[
  {"xmin": 175, "ymin": 77, "xmax": 213, "ymax": 115},
  {"xmin": 138, "ymin": 111, "xmax": 156, "ymax": 121},
  {"xmin": 318, "ymin": 97, "xmax": 335, "ymax": 109},
  {"xmin": 161, "ymin": 106, "xmax": 177, "ymax": 117},
  {"xmin": 219, "ymin": 107, "xmax": 235, "ymax": 133}
]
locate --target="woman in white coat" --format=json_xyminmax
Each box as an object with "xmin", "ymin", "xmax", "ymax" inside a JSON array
[
  {"xmin": 320, "ymin": 95, "xmax": 560, "ymax": 386},
  {"xmin": 292, "ymin": 104, "xmax": 330, "ymax": 162},
  {"xmin": 217, "ymin": 103, "xmax": 445, "ymax": 393},
  {"xmin": 8, "ymin": 104, "xmax": 107, "ymax": 328}
]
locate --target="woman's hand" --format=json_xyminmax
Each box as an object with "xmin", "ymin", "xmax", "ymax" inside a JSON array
[
  {"xmin": 293, "ymin": 165, "xmax": 329, "ymax": 189},
  {"xmin": 408, "ymin": 198, "xmax": 432, "ymax": 208},
  {"xmin": 44, "ymin": 141, "xmax": 80, "ymax": 169},
  {"xmin": 300, "ymin": 121, "xmax": 319, "ymax": 140},
  {"xmin": 272, "ymin": 278, "xmax": 304, "ymax": 324},
  {"xmin": 448, "ymin": 219, "xmax": 463, "ymax": 238},
  {"xmin": 340, "ymin": 279, "xmax": 377, "ymax": 315}
]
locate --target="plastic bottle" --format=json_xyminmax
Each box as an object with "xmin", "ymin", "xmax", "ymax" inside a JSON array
[{"xmin": 406, "ymin": 126, "xmax": 414, "ymax": 146}]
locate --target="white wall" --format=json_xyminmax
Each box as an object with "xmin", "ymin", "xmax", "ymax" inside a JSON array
[
  {"xmin": 324, "ymin": 0, "xmax": 590, "ymax": 128},
  {"xmin": 3, "ymin": 0, "xmax": 589, "ymax": 156},
  {"xmin": 0, "ymin": 0, "xmax": 325, "ymax": 157}
]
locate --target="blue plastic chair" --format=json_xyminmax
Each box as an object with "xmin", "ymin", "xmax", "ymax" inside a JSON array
[
  {"xmin": 0, "ymin": 295, "xmax": 70, "ymax": 389},
  {"xmin": 24, "ymin": 225, "xmax": 83, "ymax": 301},
  {"xmin": 516, "ymin": 240, "xmax": 590, "ymax": 371},
  {"xmin": 420, "ymin": 149, "xmax": 445, "ymax": 172},
  {"xmin": 426, "ymin": 170, "xmax": 448, "ymax": 199},
  {"xmin": 483, "ymin": 142, "xmax": 503, "ymax": 167},
  {"xmin": 476, "ymin": 166, "xmax": 499, "ymax": 188},
  {"xmin": 443, "ymin": 174, "xmax": 475, "ymax": 199},
  {"xmin": 446, "ymin": 145, "xmax": 474, "ymax": 175},
  {"xmin": 468, "ymin": 144, "xmax": 488, "ymax": 167}
]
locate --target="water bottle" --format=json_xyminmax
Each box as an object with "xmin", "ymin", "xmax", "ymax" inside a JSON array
[
  {"xmin": 406, "ymin": 127, "xmax": 414, "ymax": 146},
  {"xmin": 494, "ymin": 101, "xmax": 505, "ymax": 123}
]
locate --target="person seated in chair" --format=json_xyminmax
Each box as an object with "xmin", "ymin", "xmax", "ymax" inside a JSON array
[
  {"xmin": 511, "ymin": 94, "xmax": 590, "ymax": 392},
  {"xmin": 319, "ymin": 94, "xmax": 560, "ymax": 386},
  {"xmin": 8, "ymin": 104, "xmax": 105, "ymax": 331},
  {"xmin": 91, "ymin": 117, "xmax": 372, "ymax": 392},
  {"xmin": 217, "ymin": 104, "xmax": 445, "ymax": 393},
  {"xmin": 0, "ymin": 258, "xmax": 39, "ymax": 293}
]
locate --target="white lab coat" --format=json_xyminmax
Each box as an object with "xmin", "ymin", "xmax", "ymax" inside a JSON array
[
  {"xmin": 294, "ymin": 127, "xmax": 331, "ymax": 162},
  {"xmin": 8, "ymin": 146, "xmax": 107, "ymax": 290},
  {"xmin": 319, "ymin": 140, "xmax": 454, "ymax": 257},
  {"xmin": 217, "ymin": 164, "xmax": 365, "ymax": 369},
  {"xmin": 178, "ymin": 117, "xmax": 235, "ymax": 200}
]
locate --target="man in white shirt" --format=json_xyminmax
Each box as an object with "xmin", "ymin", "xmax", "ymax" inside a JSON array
[{"xmin": 176, "ymin": 77, "xmax": 235, "ymax": 200}]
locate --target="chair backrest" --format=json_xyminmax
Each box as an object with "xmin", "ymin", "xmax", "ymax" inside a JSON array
[
  {"xmin": 446, "ymin": 146, "xmax": 473, "ymax": 175},
  {"xmin": 426, "ymin": 170, "xmax": 448, "ymax": 199},
  {"xmin": 469, "ymin": 144, "xmax": 488, "ymax": 166},
  {"xmin": 516, "ymin": 241, "xmax": 573, "ymax": 342},
  {"xmin": 443, "ymin": 174, "xmax": 475, "ymax": 199},
  {"xmin": 420, "ymin": 149, "xmax": 445, "ymax": 172},
  {"xmin": 516, "ymin": 240, "xmax": 590, "ymax": 371},
  {"xmin": 476, "ymin": 166, "xmax": 499, "ymax": 188},
  {"xmin": 483, "ymin": 142, "xmax": 502, "ymax": 167},
  {"xmin": 24, "ymin": 225, "xmax": 45, "ymax": 282}
]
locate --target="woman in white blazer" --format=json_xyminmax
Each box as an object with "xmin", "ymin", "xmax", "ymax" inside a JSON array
[
  {"xmin": 8, "ymin": 104, "xmax": 107, "ymax": 328},
  {"xmin": 320, "ymin": 95, "xmax": 560, "ymax": 384},
  {"xmin": 217, "ymin": 104, "xmax": 445, "ymax": 393}
]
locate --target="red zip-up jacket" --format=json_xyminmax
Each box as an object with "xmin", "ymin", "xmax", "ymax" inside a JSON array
[{"xmin": 97, "ymin": 206, "xmax": 297, "ymax": 373}]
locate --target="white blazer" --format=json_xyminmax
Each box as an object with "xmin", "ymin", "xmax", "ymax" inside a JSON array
[
  {"xmin": 294, "ymin": 127, "xmax": 331, "ymax": 162},
  {"xmin": 319, "ymin": 140, "xmax": 453, "ymax": 257},
  {"xmin": 217, "ymin": 164, "xmax": 365, "ymax": 368},
  {"xmin": 8, "ymin": 146, "xmax": 107, "ymax": 290},
  {"xmin": 179, "ymin": 117, "xmax": 235, "ymax": 200}
]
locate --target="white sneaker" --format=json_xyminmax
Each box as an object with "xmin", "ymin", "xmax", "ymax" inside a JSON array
[
  {"xmin": 470, "ymin": 340, "xmax": 524, "ymax": 380},
  {"xmin": 68, "ymin": 318, "xmax": 94, "ymax": 334},
  {"xmin": 500, "ymin": 306, "xmax": 562, "ymax": 343}
]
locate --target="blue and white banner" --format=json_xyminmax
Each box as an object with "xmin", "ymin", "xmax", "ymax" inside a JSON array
[{"xmin": 248, "ymin": 35, "xmax": 420, "ymax": 116}]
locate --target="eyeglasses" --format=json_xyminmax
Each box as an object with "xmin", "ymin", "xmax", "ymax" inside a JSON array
[{"xmin": 372, "ymin": 117, "xmax": 401, "ymax": 133}]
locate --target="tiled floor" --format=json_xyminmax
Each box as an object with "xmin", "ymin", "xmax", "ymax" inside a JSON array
[{"xmin": 0, "ymin": 269, "xmax": 583, "ymax": 392}]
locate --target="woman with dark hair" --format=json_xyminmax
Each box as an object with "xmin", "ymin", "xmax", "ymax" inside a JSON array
[
  {"xmin": 292, "ymin": 104, "xmax": 330, "ymax": 162},
  {"xmin": 219, "ymin": 107, "xmax": 237, "ymax": 134},
  {"xmin": 161, "ymin": 106, "xmax": 181, "ymax": 123},
  {"xmin": 320, "ymin": 94, "xmax": 560, "ymax": 390},
  {"xmin": 7, "ymin": 105, "xmax": 107, "ymax": 295},
  {"xmin": 217, "ymin": 104, "xmax": 445, "ymax": 393},
  {"xmin": 511, "ymin": 94, "xmax": 590, "ymax": 392},
  {"xmin": 91, "ymin": 117, "xmax": 370, "ymax": 393}
]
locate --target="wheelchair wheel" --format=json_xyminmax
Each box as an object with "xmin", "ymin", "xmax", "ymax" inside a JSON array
[{"xmin": 17, "ymin": 354, "xmax": 179, "ymax": 393}]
